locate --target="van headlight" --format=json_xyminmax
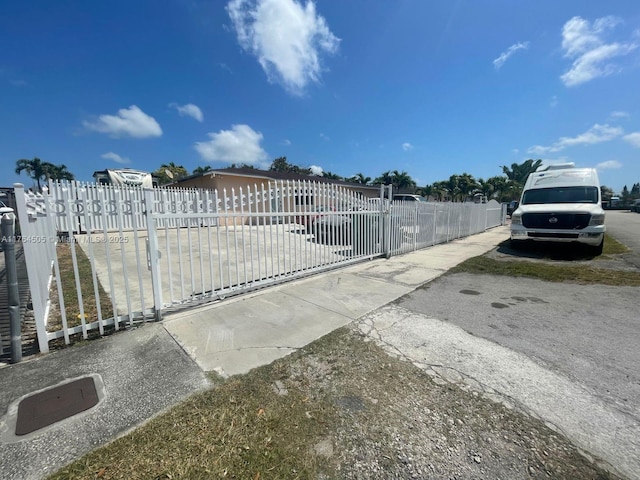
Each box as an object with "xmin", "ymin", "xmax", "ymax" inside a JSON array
[
  {"xmin": 589, "ymin": 214, "xmax": 605, "ymax": 226},
  {"xmin": 511, "ymin": 214, "xmax": 522, "ymax": 225}
]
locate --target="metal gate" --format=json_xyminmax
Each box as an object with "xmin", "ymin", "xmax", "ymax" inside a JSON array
[{"xmin": 14, "ymin": 180, "xmax": 504, "ymax": 353}]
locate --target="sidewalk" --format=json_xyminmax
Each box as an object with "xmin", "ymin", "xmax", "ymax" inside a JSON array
[
  {"xmin": 0, "ymin": 226, "xmax": 509, "ymax": 480},
  {"xmin": 164, "ymin": 226, "xmax": 510, "ymax": 376}
]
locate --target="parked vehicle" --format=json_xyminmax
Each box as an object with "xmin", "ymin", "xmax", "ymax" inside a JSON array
[
  {"xmin": 510, "ymin": 163, "xmax": 605, "ymax": 255},
  {"xmin": 393, "ymin": 194, "xmax": 427, "ymax": 202},
  {"xmin": 0, "ymin": 201, "xmax": 14, "ymax": 215},
  {"xmin": 631, "ymin": 199, "xmax": 640, "ymax": 213},
  {"xmin": 313, "ymin": 214, "xmax": 352, "ymax": 245},
  {"xmin": 295, "ymin": 205, "xmax": 334, "ymax": 229},
  {"xmin": 506, "ymin": 200, "xmax": 519, "ymax": 217},
  {"xmin": 92, "ymin": 168, "xmax": 158, "ymax": 187},
  {"xmin": 0, "ymin": 201, "xmax": 14, "ymax": 252}
]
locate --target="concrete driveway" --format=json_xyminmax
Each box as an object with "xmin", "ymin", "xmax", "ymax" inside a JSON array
[{"xmin": 357, "ymin": 228, "xmax": 640, "ymax": 479}]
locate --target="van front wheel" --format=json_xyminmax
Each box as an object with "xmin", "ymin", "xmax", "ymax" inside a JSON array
[
  {"xmin": 510, "ymin": 239, "xmax": 524, "ymax": 251},
  {"xmin": 590, "ymin": 238, "xmax": 604, "ymax": 256}
]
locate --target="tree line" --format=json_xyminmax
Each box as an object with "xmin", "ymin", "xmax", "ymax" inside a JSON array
[{"xmin": 15, "ymin": 156, "xmax": 626, "ymax": 204}]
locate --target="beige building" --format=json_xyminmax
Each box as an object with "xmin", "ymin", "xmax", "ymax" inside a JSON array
[{"xmin": 171, "ymin": 167, "xmax": 381, "ymax": 225}]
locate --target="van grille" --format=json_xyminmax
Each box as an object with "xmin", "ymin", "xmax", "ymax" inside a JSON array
[{"xmin": 522, "ymin": 213, "xmax": 590, "ymax": 230}]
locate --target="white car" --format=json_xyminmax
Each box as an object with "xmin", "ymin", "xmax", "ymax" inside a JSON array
[{"xmin": 0, "ymin": 201, "xmax": 14, "ymax": 215}]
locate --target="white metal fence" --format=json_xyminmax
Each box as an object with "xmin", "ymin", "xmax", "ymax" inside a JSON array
[{"xmin": 14, "ymin": 181, "xmax": 505, "ymax": 353}]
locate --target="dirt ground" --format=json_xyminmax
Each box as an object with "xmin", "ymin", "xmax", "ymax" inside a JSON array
[{"xmin": 285, "ymin": 326, "xmax": 618, "ymax": 479}]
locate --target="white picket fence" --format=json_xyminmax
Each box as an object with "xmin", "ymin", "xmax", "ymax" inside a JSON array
[{"xmin": 14, "ymin": 181, "xmax": 505, "ymax": 353}]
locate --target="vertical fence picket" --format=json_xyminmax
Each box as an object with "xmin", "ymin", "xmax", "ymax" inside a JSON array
[
  {"xmin": 246, "ymin": 187, "xmax": 255, "ymax": 284},
  {"xmin": 112, "ymin": 188, "xmax": 134, "ymax": 326},
  {"xmin": 239, "ymin": 187, "xmax": 248, "ymax": 286},
  {"xmin": 98, "ymin": 188, "xmax": 119, "ymax": 330},
  {"xmin": 79, "ymin": 188, "xmax": 104, "ymax": 335},
  {"xmin": 63, "ymin": 188, "xmax": 88, "ymax": 339},
  {"xmin": 129, "ymin": 188, "xmax": 146, "ymax": 316}
]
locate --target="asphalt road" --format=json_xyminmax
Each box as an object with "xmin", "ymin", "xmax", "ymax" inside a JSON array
[
  {"xmin": 359, "ymin": 221, "xmax": 640, "ymax": 479},
  {"xmin": 604, "ymin": 209, "xmax": 640, "ymax": 268}
]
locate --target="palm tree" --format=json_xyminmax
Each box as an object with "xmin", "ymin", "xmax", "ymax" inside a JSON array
[
  {"xmin": 485, "ymin": 175, "xmax": 511, "ymax": 202},
  {"xmin": 43, "ymin": 163, "xmax": 75, "ymax": 182},
  {"xmin": 477, "ymin": 178, "xmax": 493, "ymax": 199},
  {"xmin": 445, "ymin": 175, "xmax": 461, "ymax": 201},
  {"xmin": 373, "ymin": 170, "xmax": 416, "ymax": 192},
  {"xmin": 431, "ymin": 181, "xmax": 449, "ymax": 201},
  {"xmin": 15, "ymin": 157, "xmax": 74, "ymax": 190},
  {"xmin": 373, "ymin": 170, "xmax": 393, "ymax": 185},
  {"xmin": 391, "ymin": 170, "xmax": 416, "ymax": 192},
  {"xmin": 501, "ymin": 159, "xmax": 542, "ymax": 198},
  {"xmin": 269, "ymin": 156, "xmax": 291, "ymax": 172},
  {"xmin": 323, "ymin": 171, "xmax": 343, "ymax": 180},
  {"xmin": 348, "ymin": 173, "xmax": 371, "ymax": 185},
  {"xmin": 416, "ymin": 184, "xmax": 434, "ymax": 200},
  {"xmin": 457, "ymin": 172, "xmax": 479, "ymax": 201},
  {"xmin": 15, "ymin": 157, "xmax": 48, "ymax": 191},
  {"xmin": 193, "ymin": 165, "xmax": 213, "ymax": 175}
]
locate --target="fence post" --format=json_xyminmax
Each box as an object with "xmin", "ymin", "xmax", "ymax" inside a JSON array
[
  {"xmin": 1, "ymin": 212, "xmax": 22, "ymax": 363},
  {"xmin": 144, "ymin": 188, "xmax": 163, "ymax": 321},
  {"xmin": 484, "ymin": 203, "xmax": 489, "ymax": 231},
  {"xmin": 382, "ymin": 185, "xmax": 392, "ymax": 258},
  {"xmin": 432, "ymin": 203, "xmax": 437, "ymax": 246},
  {"xmin": 14, "ymin": 184, "xmax": 50, "ymax": 353}
]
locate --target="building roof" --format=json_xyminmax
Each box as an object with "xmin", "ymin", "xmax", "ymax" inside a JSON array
[{"xmin": 174, "ymin": 167, "xmax": 380, "ymax": 190}]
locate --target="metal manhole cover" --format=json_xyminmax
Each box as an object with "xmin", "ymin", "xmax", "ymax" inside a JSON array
[{"xmin": 15, "ymin": 376, "xmax": 99, "ymax": 436}]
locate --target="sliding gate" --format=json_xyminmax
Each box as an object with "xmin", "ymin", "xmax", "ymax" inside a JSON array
[{"xmin": 143, "ymin": 182, "xmax": 386, "ymax": 312}]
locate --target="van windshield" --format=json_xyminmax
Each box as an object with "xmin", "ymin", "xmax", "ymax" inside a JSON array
[{"xmin": 521, "ymin": 186, "xmax": 598, "ymax": 205}]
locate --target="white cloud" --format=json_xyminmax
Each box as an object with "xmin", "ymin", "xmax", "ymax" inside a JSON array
[
  {"xmin": 170, "ymin": 103, "xmax": 204, "ymax": 122},
  {"xmin": 550, "ymin": 96, "xmax": 558, "ymax": 108},
  {"xmin": 402, "ymin": 142, "xmax": 413, "ymax": 151},
  {"xmin": 309, "ymin": 165, "xmax": 323, "ymax": 176},
  {"xmin": 101, "ymin": 152, "xmax": 130, "ymax": 164},
  {"xmin": 282, "ymin": 139, "xmax": 292, "ymax": 146},
  {"xmin": 610, "ymin": 111, "xmax": 629, "ymax": 118},
  {"xmin": 493, "ymin": 41, "xmax": 530, "ymax": 69},
  {"xmin": 528, "ymin": 123, "xmax": 623, "ymax": 154},
  {"xmin": 84, "ymin": 105, "xmax": 162, "ymax": 138},
  {"xmin": 560, "ymin": 16, "xmax": 638, "ymax": 86},
  {"xmin": 319, "ymin": 133, "xmax": 330, "ymax": 142},
  {"xmin": 623, "ymin": 132, "xmax": 640, "ymax": 147},
  {"xmin": 596, "ymin": 160, "xmax": 622, "ymax": 170},
  {"xmin": 218, "ymin": 63, "xmax": 233, "ymax": 73},
  {"xmin": 194, "ymin": 124, "xmax": 269, "ymax": 165},
  {"xmin": 227, "ymin": 0, "xmax": 340, "ymax": 95}
]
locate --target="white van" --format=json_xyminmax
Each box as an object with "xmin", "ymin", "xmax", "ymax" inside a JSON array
[{"xmin": 510, "ymin": 163, "xmax": 605, "ymax": 254}]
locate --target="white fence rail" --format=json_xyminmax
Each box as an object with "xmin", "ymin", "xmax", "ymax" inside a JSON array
[{"xmin": 14, "ymin": 181, "xmax": 505, "ymax": 353}]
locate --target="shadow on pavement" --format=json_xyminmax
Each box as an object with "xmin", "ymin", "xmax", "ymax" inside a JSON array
[{"xmin": 494, "ymin": 240, "xmax": 600, "ymax": 262}]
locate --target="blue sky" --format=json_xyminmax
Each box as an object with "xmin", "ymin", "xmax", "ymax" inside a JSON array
[{"xmin": 2, "ymin": 0, "xmax": 640, "ymax": 194}]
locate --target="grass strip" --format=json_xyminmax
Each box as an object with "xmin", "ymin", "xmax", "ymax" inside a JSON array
[
  {"xmin": 49, "ymin": 352, "xmax": 337, "ymax": 479},
  {"xmin": 48, "ymin": 241, "xmax": 114, "ymax": 332},
  {"xmin": 450, "ymin": 256, "xmax": 640, "ymax": 286},
  {"xmin": 450, "ymin": 235, "xmax": 639, "ymax": 286},
  {"xmin": 601, "ymin": 234, "xmax": 630, "ymax": 255}
]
